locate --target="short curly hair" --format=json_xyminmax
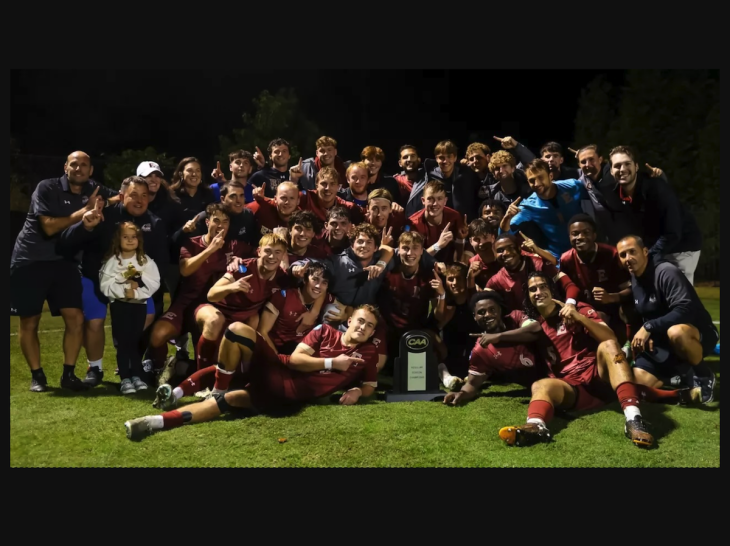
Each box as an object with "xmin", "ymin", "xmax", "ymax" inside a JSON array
[
  {"xmin": 349, "ymin": 222, "xmax": 381, "ymax": 243},
  {"xmin": 488, "ymin": 150, "xmax": 516, "ymax": 175},
  {"xmin": 466, "ymin": 142, "xmax": 491, "ymax": 157}
]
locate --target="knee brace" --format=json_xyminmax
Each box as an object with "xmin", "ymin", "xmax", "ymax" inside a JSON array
[
  {"xmin": 224, "ymin": 328, "xmax": 256, "ymax": 351},
  {"xmin": 212, "ymin": 390, "xmax": 232, "ymax": 414}
]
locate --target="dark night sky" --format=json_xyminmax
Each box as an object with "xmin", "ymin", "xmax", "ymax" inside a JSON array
[{"xmin": 10, "ymin": 70, "xmax": 626, "ymax": 172}]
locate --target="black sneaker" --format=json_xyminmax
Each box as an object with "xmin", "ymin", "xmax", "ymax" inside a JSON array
[
  {"xmin": 624, "ymin": 416, "xmax": 654, "ymax": 448},
  {"xmin": 499, "ymin": 423, "xmax": 552, "ymax": 447},
  {"xmin": 677, "ymin": 387, "xmax": 702, "ymax": 406},
  {"xmin": 60, "ymin": 373, "xmax": 90, "ymax": 391},
  {"xmin": 82, "ymin": 367, "xmax": 104, "ymax": 387},
  {"xmin": 689, "ymin": 365, "xmax": 716, "ymax": 405},
  {"xmin": 30, "ymin": 372, "xmax": 48, "ymax": 393}
]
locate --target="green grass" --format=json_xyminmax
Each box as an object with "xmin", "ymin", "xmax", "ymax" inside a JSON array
[{"xmin": 10, "ymin": 290, "xmax": 721, "ymax": 467}]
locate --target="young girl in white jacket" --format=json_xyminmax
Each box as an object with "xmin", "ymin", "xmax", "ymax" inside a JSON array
[{"xmin": 100, "ymin": 222, "xmax": 161, "ymax": 394}]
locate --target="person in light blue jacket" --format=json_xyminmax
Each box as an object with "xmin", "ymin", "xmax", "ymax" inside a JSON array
[{"xmin": 499, "ymin": 158, "xmax": 586, "ymax": 258}]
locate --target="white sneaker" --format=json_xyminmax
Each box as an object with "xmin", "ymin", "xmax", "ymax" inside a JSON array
[{"xmin": 443, "ymin": 375, "xmax": 465, "ymax": 391}]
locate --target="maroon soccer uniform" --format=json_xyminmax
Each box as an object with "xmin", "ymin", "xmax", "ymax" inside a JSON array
[
  {"xmin": 378, "ymin": 267, "xmax": 435, "ymax": 330},
  {"xmin": 559, "ymin": 244, "xmax": 630, "ymax": 321},
  {"xmin": 468, "ymin": 310, "xmax": 545, "ymax": 386},
  {"xmin": 256, "ymin": 324, "xmax": 379, "ymax": 401},
  {"xmin": 299, "ymin": 190, "xmax": 364, "ymax": 224},
  {"xmin": 246, "ymin": 200, "xmax": 289, "ymax": 239},
  {"xmin": 264, "ymin": 288, "xmax": 316, "ymax": 349},
  {"xmin": 160, "ymin": 236, "xmax": 245, "ymax": 332},
  {"xmin": 409, "ymin": 206, "xmax": 466, "ymax": 262},
  {"xmin": 287, "ymin": 243, "xmax": 329, "ymax": 266},
  {"xmin": 214, "ymin": 258, "xmax": 289, "ymax": 322},
  {"xmin": 469, "ymin": 253, "xmax": 502, "ymax": 289},
  {"xmin": 375, "ymin": 209, "xmax": 415, "ymax": 243},
  {"xmin": 486, "ymin": 254, "xmax": 561, "ymax": 312},
  {"xmin": 312, "ymin": 234, "xmax": 349, "ymax": 257}
]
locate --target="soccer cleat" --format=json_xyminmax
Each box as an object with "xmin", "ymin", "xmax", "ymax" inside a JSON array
[
  {"xmin": 131, "ymin": 376, "xmax": 148, "ymax": 391},
  {"xmin": 156, "ymin": 355, "xmax": 177, "ymax": 387},
  {"xmin": 194, "ymin": 387, "xmax": 212, "ymax": 399},
  {"xmin": 120, "ymin": 378, "xmax": 136, "ymax": 395},
  {"xmin": 30, "ymin": 373, "xmax": 48, "ymax": 393},
  {"xmin": 60, "ymin": 372, "xmax": 90, "ymax": 391},
  {"xmin": 677, "ymin": 387, "xmax": 703, "ymax": 406},
  {"xmin": 443, "ymin": 375, "xmax": 465, "ymax": 391},
  {"xmin": 688, "ymin": 366, "xmax": 716, "ymax": 405},
  {"xmin": 153, "ymin": 384, "xmax": 177, "ymax": 411},
  {"xmin": 125, "ymin": 416, "xmax": 155, "ymax": 441},
  {"xmin": 624, "ymin": 416, "xmax": 654, "ymax": 448},
  {"xmin": 82, "ymin": 367, "xmax": 104, "ymax": 387},
  {"xmin": 499, "ymin": 423, "xmax": 552, "ymax": 447}
]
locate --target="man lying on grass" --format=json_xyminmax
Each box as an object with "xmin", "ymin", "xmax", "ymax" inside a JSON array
[{"xmin": 124, "ymin": 305, "xmax": 381, "ymax": 440}]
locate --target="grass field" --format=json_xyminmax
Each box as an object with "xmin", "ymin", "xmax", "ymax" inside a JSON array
[{"xmin": 10, "ymin": 288, "xmax": 720, "ymax": 467}]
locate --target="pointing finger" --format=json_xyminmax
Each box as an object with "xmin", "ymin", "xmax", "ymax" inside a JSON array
[
  {"xmin": 256, "ymin": 146, "xmax": 263, "ymax": 156},
  {"xmin": 216, "ymin": 161, "xmax": 221, "ymax": 171},
  {"xmin": 443, "ymin": 222, "xmax": 451, "ymax": 232},
  {"xmin": 298, "ymin": 157, "xmax": 303, "ymax": 168},
  {"xmin": 493, "ymin": 136, "xmax": 504, "ymax": 142},
  {"xmin": 645, "ymin": 163, "xmax": 654, "ymax": 170},
  {"xmin": 242, "ymin": 274, "xmax": 253, "ymax": 280},
  {"xmin": 513, "ymin": 197, "xmax": 523, "ymax": 206},
  {"xmin": 552, "ymin": 298, "xmax": 565, "ymax": 307}
]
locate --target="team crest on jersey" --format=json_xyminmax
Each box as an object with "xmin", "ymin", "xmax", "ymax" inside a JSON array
[
  {"xmin": 142, "ymin": 223, "xmax": 151, "ymax": 232},
  {"xmin": 268, "ymin": 178, "xmax": 281, "ymax": 190},
  {"xmin": 372, "ymin": 337, "xmax": 381, "ymax": 346},
  {"xmin": 271, "ymin": 287, "xmax": 280, "ymax": 294},
  {"xmin": 587, "ymin": 309, "xmax": 595, "ymax": 316},
  {"xmin": 597, "ymin": 269, "xmax": 607, "ymax": 282},
  {"xmin": 260, "ymin": 226, "xmax": 271, "ymax": 235},
  {"xmin": 162, "ymin": 312, "xmax": 177, "ymax": 320},
  {"xmin": 492, "ymin": 350, "xmax": 502, "ymax": 359},
  {"xmin": 649, "ymin": 295, "xmax": 657, "ymax": 303},
  {"xmin": 557, "ymin": 323, "xmax": 567, "ymax": 335},
  {"xmin": 239, "ymin": 227, "xmax": 247, "ymax": 235},
  {"xmin": 81, "ymin": 196, "xmax": 89, "ymax": 205}
]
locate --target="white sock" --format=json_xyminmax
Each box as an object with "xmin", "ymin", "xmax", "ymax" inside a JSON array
[
  {"xmin": 437, "ymin": 363, "xmax": 453, "ymax": 382},
  {"xmin": 149, "ymin": 415, "xmax": 164, "ymax": 430},
  {"xmin": 172, "ymin": 387, "xmax": 184, "ymax": 401},
  {"xmin": 527, "ymin": 417, "xmax": 546, "ymax": 428},
  {"xmin": 624, "ymin": 405, "xmax": 641, "ymax": 421},
  {"xmin": 88, "ymin": 359, "xmax": 103, "ymax": 371}
]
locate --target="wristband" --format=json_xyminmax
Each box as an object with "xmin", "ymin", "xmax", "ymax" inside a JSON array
[
  {"xmin": 324, "ymin": 358, "xmax": 333, "ymax": 370},
  {"xmin": 432, "ymin": 243, "xmax": 441, "ymax": 252},
  {"xmin": 566, "ymin": 298, "xmax": 577, "ymax": 306},
  {"xmin": 376, "ymin": 260, "xmax": 387, "ymax": 268},
  {"xmin": 438, "ymin": 293, "xmax": 446, "ymax": 300}
]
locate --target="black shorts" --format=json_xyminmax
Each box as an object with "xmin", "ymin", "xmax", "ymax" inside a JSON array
[
  {"xmin": 10, "ymin": 260, "xmax": 83, "ymax": 317},
  {"xmin": 633, "ymin": 349, "xmax": 691, "ymax": 384},
  {"xmin": 699, "ymin": 325, "xmax": 720, "ymax": 357}
]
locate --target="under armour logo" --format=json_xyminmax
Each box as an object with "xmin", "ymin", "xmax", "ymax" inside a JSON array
[
  {"xmin": 348, "ymin": 268, "xmax": 356, "ymax": 273},
  {"xmin": 64, "ymin": 200, "xmax": 71, "ymax": 204}
]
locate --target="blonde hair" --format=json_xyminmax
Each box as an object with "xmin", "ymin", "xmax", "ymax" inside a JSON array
[
  {"xmin": 258, "ymin": 233, "xmax": 288, "ymax": 250},
  {"xmin": 316, "ymin": 166, "xmax": 339, "ymax": 183},
  {"xmin": 466, "ymin": 142, "xmax": 491, "ymax": 157},
  {"xmin": 488, "ymin": 150, "xmax": 516, "ymax": 175},
  {"xmin": 346, "ymin": 161, "xmax": 369, "ymax": 178},
  {"xmin": 105, "ymin": 222, "xmax": 147, "ymax": 266},
  {"xmin": 367, "ymin": 188, "xmax": 393, "ymax": 203}
]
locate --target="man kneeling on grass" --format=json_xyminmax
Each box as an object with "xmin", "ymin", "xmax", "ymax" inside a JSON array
[
  {"xmin": 124, "ymin": 305, "xmax": 381, "ymax": 440},
  {"xmin": 497, "ymin": 272, "xmax": 699, "ymax": 449}
]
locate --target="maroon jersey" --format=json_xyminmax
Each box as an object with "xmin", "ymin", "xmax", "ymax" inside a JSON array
[
  {"xmin": 215, "ymin": 258, "xmax": 288, "ymax": 321},
  {"xmin": 469, "ymin": 253, "xmax": 502, "ymax": 289},
  {"xmin": 287, "ymin": 243, "xmax": 329, "ymax": 266},
  {"xmin": 299, "ymin": 190, "xmax": 364, "ymax": 224},
  {"xmin": 246, "ymin": 200, "xmax": 289, "ymax": 239},
  {"xmin": 176, "ymin": 236, "xmax": 246, "ymax": 309},
  {"xmin": 559, "ymin": 244, "xmax": 630, "ymax": 309},
  {"xmin": 313, "ymin": 234, "xmax": 349, "ymax": 257},
  {"xmin": 538, "ymin": 302, "xmax": 604, "ymax": 386},
  {"xmin": 373, "ymin": 209, "xmax": 415, "ymax": 244},
  {"xmin": 468, "ymin": 310, "xmax": 544, "ymax": 386},
  {"xmin": 409, "ymin": 206, "xmax": 466, "ymax": 262},
  {"xmin": 271, "ymin": 324, "xmax": 379, "ymax": 400},
  {"xmin": 378, "ymin": 266, "xmax": 435, "ymax": 330},
  {"xmin": 264, "ymin": 288, "xmax": 314, "ymax": 348},
  {"xmin": 486, "ymin": 253, "xmax": 559, "ymax": 312}
]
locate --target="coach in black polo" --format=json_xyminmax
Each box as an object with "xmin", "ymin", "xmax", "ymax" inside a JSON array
[{"xmin": 10, "ymin": 151, "xmax": 118, "ymax": 392}]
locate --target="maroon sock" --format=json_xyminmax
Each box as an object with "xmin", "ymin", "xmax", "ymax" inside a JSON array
[
  {"xmin": 527, "ymin": 400, "xmax": 555, "ymax": 424},
  {"xmin": 616, "ymin": 382, "xmax": 641, "ymax": 411},
  {"xmin": 162, "ymin": 410, "xmax": 184, "ymax": 429},
  {"xmin": 179, "ymin": 365, "xmax": 217, "ymax": 397},
  {"xmin": 637, "ymin": 385, "xmax": 680, "ymax": 404},
  {"xmin": 149, "ymin": 344, "xmax": 168, "ymax": 370},
  {"xmin": 213, "ymin": 365, "xmax": 234, "ymax": 391},
  {"xmin": 197, "ymin": 336, "xmax": 219, "ymax": 371}
]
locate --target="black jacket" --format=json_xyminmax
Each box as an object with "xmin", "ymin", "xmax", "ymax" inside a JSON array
[
  {"xmin": 632, "ymin": 259, "xmax": 715, "ymax": 337},
  {"xmin": 509, "ymin": 143, "xmax": 580, "ymax": 180},
  {"xmin": 597, "ymin": 169, "xmax": 702, "ymax": 258},
  {"xmin": 409, "ymin": 160, "xmax": 481, "ymax": 220},
  {"xmin": 486, "ymin": 169, "xmax": 532, "ymax": 204}
]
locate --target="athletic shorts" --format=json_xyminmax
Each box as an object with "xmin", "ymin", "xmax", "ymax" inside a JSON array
[
  {"xmin": 10, "ymin": 260, "xmax": 83, "ymax": 317},
  {"xmin": 245, "ymin": 333, "xmax": 293, "ymax": 410},
  {"xmin": 158, "ymin": 301, "xmax": 198, "ymax": 335},
  {"xmin": 565, "ymin": 364, "xmax": 617, "ymax": 412},
  {"xmin": 82, "ymin": 277, "xmax": 154, "ymax": 320}
]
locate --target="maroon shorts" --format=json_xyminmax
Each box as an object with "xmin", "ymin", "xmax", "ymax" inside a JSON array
[
  {"xmin": 159, "ymin": 302, "xmax": 198, "ymax": 335},
  {"xmin": 245, "ymin": 334, "xmax": 295, "ymax": 410},
  {"xmin": 568, "ymin": 364, "xmax": 616, "ymax": 412}
]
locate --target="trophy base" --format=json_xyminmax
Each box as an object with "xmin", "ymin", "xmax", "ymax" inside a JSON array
[{"xmin": 384, "ymin": 390, "xmax": 445, "ymax": 403}]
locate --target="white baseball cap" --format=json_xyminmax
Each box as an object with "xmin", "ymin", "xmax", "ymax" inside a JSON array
[{"xmin": 136, "ymin": 161, "xmax": 164, "ymax": 177}]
